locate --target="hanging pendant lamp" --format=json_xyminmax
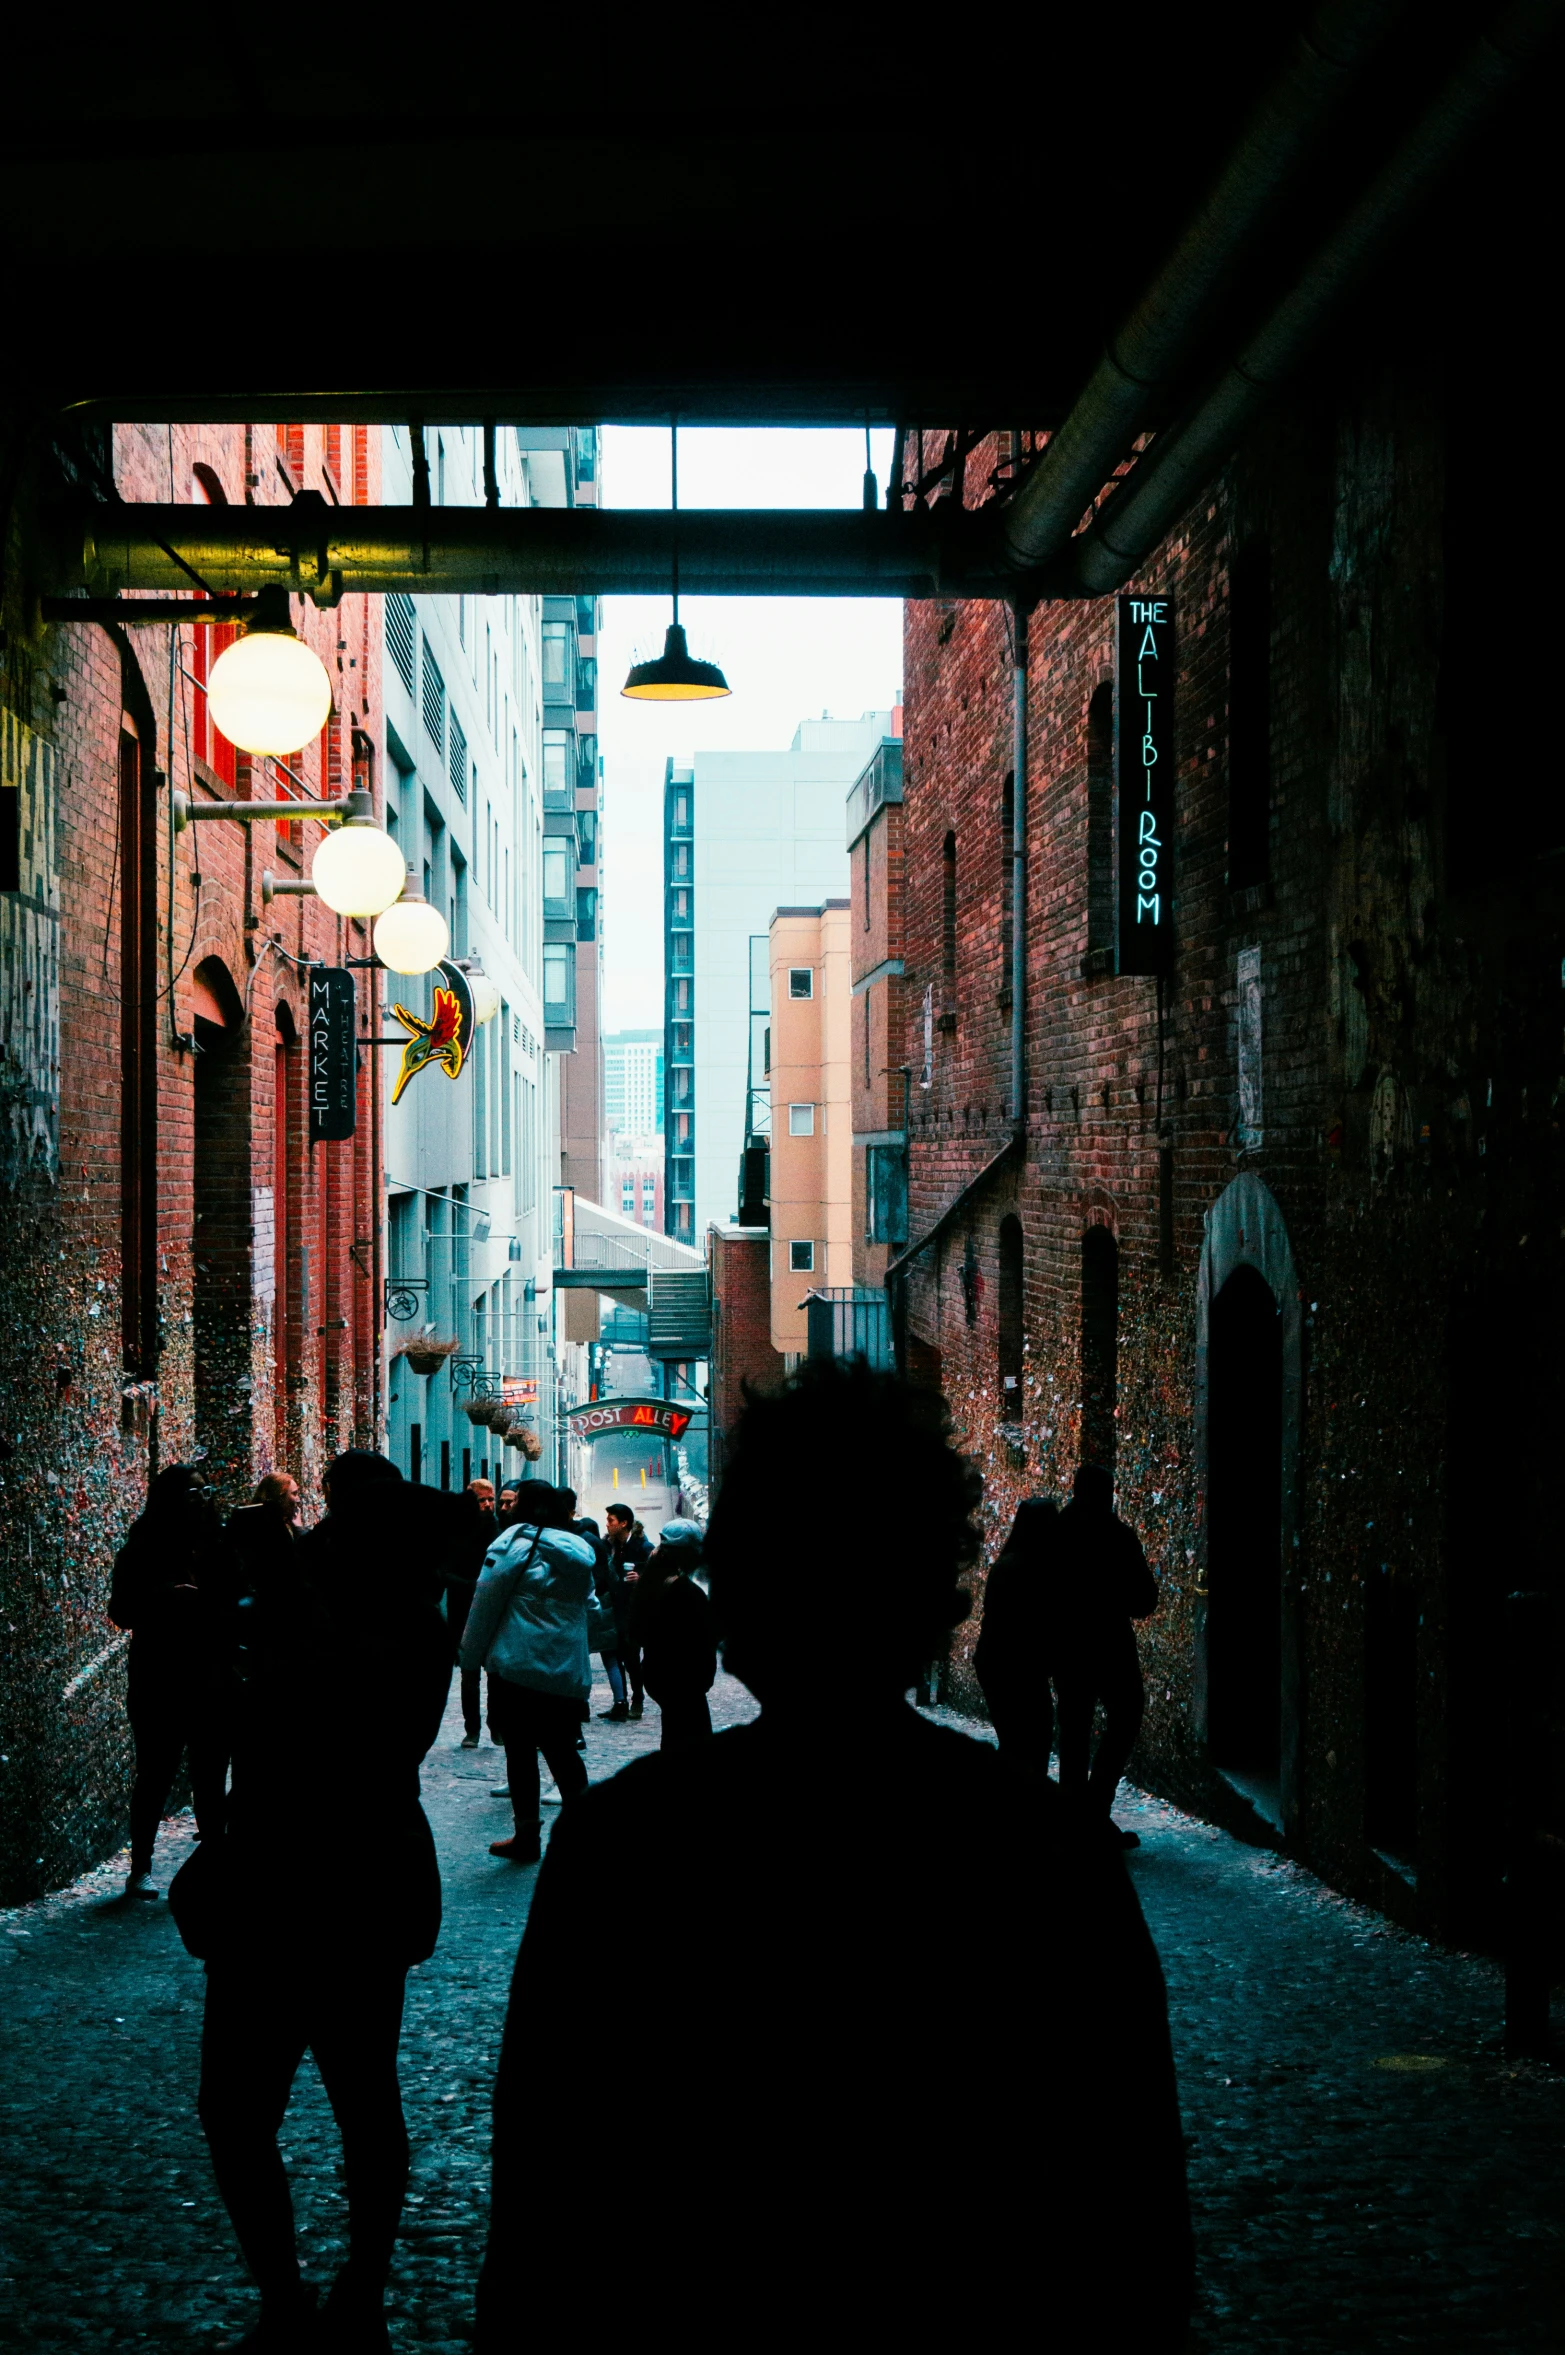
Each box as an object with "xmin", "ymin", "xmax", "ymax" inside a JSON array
[{"xmin": 622, "ymin": 423, "xmax": 730, "ymax": 702}]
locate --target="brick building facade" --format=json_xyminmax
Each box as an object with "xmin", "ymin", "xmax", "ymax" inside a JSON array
[
  {"xmin": 889, "ymin": 325, "xmax": 1564, "ymax": 1949},
  {"xmin": 0, "ymin": 420, "xmax": 384, "ymax": 1901}
]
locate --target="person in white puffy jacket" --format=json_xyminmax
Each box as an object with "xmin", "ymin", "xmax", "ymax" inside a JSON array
[{"xmin": 459, "ymin": 1483, "xmax": 596, "ymax": 1863}]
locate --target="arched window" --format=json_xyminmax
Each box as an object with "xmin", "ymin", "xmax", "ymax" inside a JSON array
[
  {"xmin": 1228, "ymin": 541, "xmax": 1271, "ymax": 888},
  {"xmin": 1086, "ymin": 683, "xmax": 1114, "ymax": 964},
  {"xmin": 941, "ymin": 830, "xmax": 957, "ymax": 1003},
  {"xmin": 999, "ymin": 772, "xmax": 1014, "ymax": 988},
  {"xmin": 998, "ymin": 1213, "xmax": 1024, "ymax": 1414},
  {"xmin": 1080, "ymin": 1223, "xmax": 1119, "ymax": 1470}
]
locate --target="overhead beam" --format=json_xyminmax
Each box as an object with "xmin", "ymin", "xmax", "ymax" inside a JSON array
[{"xmin": 48, "ymin": 500, "xmax": 1037, "ymax": 604}]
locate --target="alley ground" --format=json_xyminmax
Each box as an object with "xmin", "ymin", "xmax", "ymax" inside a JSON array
[{"xmin": 2, "ymin": 1678, "xmax": 1561, "ymax": 2352}]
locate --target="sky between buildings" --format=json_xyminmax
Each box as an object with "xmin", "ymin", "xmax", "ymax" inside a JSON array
[{"xmin": 598, "ymin": 427, "xmax": 904, "ymax": 1032}]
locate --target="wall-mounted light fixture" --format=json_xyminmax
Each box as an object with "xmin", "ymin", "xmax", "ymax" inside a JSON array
[
  {"xmin": 454, "ymin": 955, "xmax": 501, "ymax": 1025},
  {"xmin": 206, "ymin": 585, "xmax": 334, "ymax": 755},
  {"xmin": 373, "ymin": 867, "xmax": 450, "ymax": 974}
]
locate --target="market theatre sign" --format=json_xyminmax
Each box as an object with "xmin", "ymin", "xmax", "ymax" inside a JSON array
[
  {"xmin": 568, "ymin": 1398, "xmax": 693, "ymax": 1442},
  {"xmin": 307, "ymin": 967, "xmax": 357, "ymax": 1143},
  {"xmin": 1116, "ymin": 594, "xmax": 1175, "ymax": 976}
]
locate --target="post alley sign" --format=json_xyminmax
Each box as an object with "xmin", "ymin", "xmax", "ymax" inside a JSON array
[
  {"xmin": 568, "ymin": 1398, "xmax": 693, "ymax": 1442},
  {"xmin": 307, "ymin": 967, "xmax": 357, "ymax": 1144},
  {"xmin": 1116, "ymin": 594, "xmax": 1175, "ymax": 976}
]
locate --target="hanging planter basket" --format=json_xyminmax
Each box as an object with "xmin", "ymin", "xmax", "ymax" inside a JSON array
[
  {"xmin": 482, "ymin": 1398, "xmax": 517, "ymax": 1433},
  {"xmin": 462, "ymin": 1395, "xmax": 495, "ymax": 1426},
  {"xmin": 397, "ymin": 1336, "xmax": 458, "ymax": 1380}
]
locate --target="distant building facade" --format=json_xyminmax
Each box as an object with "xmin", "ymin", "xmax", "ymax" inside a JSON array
[
  {"xmin": 605, "ymin": 1028, "xmax": 663, "ymax": 1137},
  {"xmin": 847, "ymin": 735, "xmax": 908, "ymax": 1291},
  {"xmin": 662, "ymin": 711, "xmax": 893, "ymax": 1248},
  {"xmin": 766, "ymin": 903, "xmax": 851, "ymax": 1358}
]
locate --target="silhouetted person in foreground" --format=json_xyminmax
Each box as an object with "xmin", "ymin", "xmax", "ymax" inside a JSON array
[
  {"xmin": 632, "ymin": 1518, "xmax": 716, "ymax": 1750},
  {"xmin": 476, "ymin": 1364, "xmax": 1192, "ymax": 2347},
  {"xmin": 173, "ymin": 1450, "xmax": 456, "ymax": 2352},
  {"xmin": 108, "ymin": 1463, "xmax": 235, "ymax": 1899},
  {"xmin": 974, "ymin": 1494, "xmax": 1061, "ymax": 1773},
  {"xmin": 227, "ymin": 1473, "xmax": 303, "ymax": 1690},
  {"xmin": 444, "ymin": 1478, "xmax": 498, "ymax": 1746},
  {"xmin": 1052, "ymin": 1463, "xmax": 1160, "ymax": 1848},
  {"xmin": 460, "ymin": 1481, "xmax": 594, "ymax": 1862}
]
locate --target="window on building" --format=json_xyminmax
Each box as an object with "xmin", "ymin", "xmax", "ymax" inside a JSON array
[
  {"xmin": 541, "ymin": 622, "xmax": 572, "ymax": 696},
  {"xmin": 674, "ymin": 791, "xmax": 689, "ymax": 831},
  {"xmin": 276, "ymin": 423, "xmax": 304, "ymax": 490},
  {"xmin": 866, "ymin": 1144, "xmax": 908, "ymax": 1246},
  {"xmin": 351, "ymin": 425, "xmax": 370, "ymax": 505},
  {"xmin": 788, "ymin": 967, "xmax": 813, "ymax": 1000},
  {"xmin": 387, "ymin": 594, "xmax": 416, "ymax": 695},
  {"xmin": 576, "ymin": 808, "xmax": 597, "ymax": 867},
  {"xmin": 1228, "ymin": 541, "xmax": 1272, "ymax": 888},
  {"xmin": 1087, "ymin": 684, "xmax": 1114, "ymax": 961},
  {"xmin": 449, "ymin": 711, "xmax": 467, "ymax": 804},
  {"xmin": 542, "ymin": 731, "xmax": 572, "ymax": 805},
  {"xmin": 789, "ymin": 1239, "xmax": 815, "ymax": 1272},
  {"xmin": 576, "ymin": 886, "xmax": 597, "ymax": 941},
  {"xmin": 543, "ymin": 841, "xmax": 570, "ymax": 912},
  {"xmin": 998, "ymin": 1213, "xmax": 1024, "ymax": 1413},
  {"xmin": 543, "ymin": 942, "xmax": 573, "ymax": 1019},
  {"xmin": 421, "ymin": 639, "xmax": 445, "ymax": 754},
  {"xmin": 942, "ymin": 830, "xmax": 957, "ymax": 998},
  {"xmin": 788, "ymin": 1102, "xmax": 815, "ymax": 1137}
]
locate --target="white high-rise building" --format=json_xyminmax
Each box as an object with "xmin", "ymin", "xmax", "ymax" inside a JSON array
[
  {"xmin": 605, "ymin": 1029, "xmax": 663, "ymax": 1137},
  {"xmin": 380, "ymin": 423, "xmax": 600, "ymax": 1489},
  {"xmin": 663, "ymin": 712, "xmax": 894, "ymax": 1245}
]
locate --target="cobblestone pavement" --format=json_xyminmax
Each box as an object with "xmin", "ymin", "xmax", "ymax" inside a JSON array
[{"xmin": 3, "ymin": 1684, "xmax": 1561, "ymax": 2350}]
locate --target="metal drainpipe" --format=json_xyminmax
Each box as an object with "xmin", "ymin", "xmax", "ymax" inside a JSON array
[
  {"xmin": 997, "ymin": 0, "xmax": 1403, "ymax": 580},
  {"xmin": 1067, "ymin": 0, "xmax": 1562, "ymax": 597},
  {"xmin": 1009, "ymin": 601, "xmax": 1028, "ymax": 1136}
]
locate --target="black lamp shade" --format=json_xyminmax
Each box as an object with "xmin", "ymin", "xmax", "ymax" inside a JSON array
[{"xmin": 621, "ymin": 621, "xmax": 730, "ymax": 701}]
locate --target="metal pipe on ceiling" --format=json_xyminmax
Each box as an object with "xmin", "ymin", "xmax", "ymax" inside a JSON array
[
  {"xmin": 995, "ymin": 0, "xmax": 1405, "ymax": 582},
  {"xmin": 49, "ymin": 502, "xmax": 967, "ymax": 603},
  {"xmin": 1064, "ymin": 0, "xmax": 1562, "ymax": 596}
]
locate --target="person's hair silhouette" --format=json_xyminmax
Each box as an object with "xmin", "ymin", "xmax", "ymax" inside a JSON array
[{"xmin": 475, "ymin": 1362, "xmax": 1192, "ymax": 2346}]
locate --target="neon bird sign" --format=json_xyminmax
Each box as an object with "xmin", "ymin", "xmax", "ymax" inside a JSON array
[{"xmin": 1116, "ymin": 596, "xmax": 1175, "ymax": 976}]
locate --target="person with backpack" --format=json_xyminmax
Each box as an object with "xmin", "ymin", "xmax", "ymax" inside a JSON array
[{"xmin": 460, "ymin": 1484, "xmax": 596, "ymax": 1863}]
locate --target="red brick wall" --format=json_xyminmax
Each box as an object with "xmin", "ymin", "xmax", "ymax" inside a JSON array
[
  {"xmin": 708, "ymin": 1226, "xmax": 785, "ymax": 1486},
  {"xmin": 894, "ymin": 380, "xmax": 1564, "ymax": 1947},
  {"xmin": 0, "ymin": 418, "xmax": 385, "ymax": 1899}
]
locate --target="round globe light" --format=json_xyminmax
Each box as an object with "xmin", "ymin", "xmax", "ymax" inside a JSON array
[
  {"xmin": 373, "ymin": 896, "xmax": 451, "ymax": 975},
  {"xmin": 311, "ymin": 820, "xmax": 408, "ymax": 918},
  {"xmin": 467, "ymin": 970, "xmax": 501, "ymax": 1025},
  {"xmin": 207, "ymin": 593, "xmax": 333, "ymax": 755}
]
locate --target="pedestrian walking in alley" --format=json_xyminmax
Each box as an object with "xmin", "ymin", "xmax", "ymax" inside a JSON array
[
  {"xmin": 603, "ymin": 1501, "xmax": 652, "ymax": 1718},
  {"xmin": 1051, "ymin": 1463, "xmax": 1160, "ymax": 1848},
  {"xmin": 107, "ymin": 1463, "xmax": 236, "ymax": 1900},
  {"xmin": 227, "ymin": 1474, "xmax": 303, "ymax": 1687},
  {"xmin": 632, "ymin": 1518, "xmax": 716, "ymax": 1750},
  {"xmin": 172, "ymin": 1449, "xmax": 456, "ymax": 2353},
  {"xmin": 444, "ymin": 1478, "xmax": 498, "ymax": 1747},
  {"xmin": 459, "ymin": 1482, "xmax": 595, "ymax": 1863},
  {"xmin": 476, "ymin": 1363, "xmax": 1191, "ymax": 2349},
  {"xmin": 974, "ymin": 1495, "xmax": 1061, "ymax": 1773}
]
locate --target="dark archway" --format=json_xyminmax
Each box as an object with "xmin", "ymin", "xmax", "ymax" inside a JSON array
[
  {"xmin": 1206, "ymin": 1263, "xmax": 1283, "ymax": 1805},
  {"xmin": 997, "ymin": 1213, "xmax": 1024, "ymax": 1416},
  {"xmin": 192, "ymin": 959, "xmax": 251, "ymax": 1500},
  {"xmin": 1080, "ymin": 1223, "xmax": 1118, "ymax": 1469}
]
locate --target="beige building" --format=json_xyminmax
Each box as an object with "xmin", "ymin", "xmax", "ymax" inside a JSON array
[{"xmin": 767, "ymin": 902, "xmax": 852, "ymax": 1357}]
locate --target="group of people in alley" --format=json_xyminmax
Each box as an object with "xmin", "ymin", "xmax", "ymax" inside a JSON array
[{"xmin": 104, "ymin": 1363, "xmax": 1187, "ymax": 2352}]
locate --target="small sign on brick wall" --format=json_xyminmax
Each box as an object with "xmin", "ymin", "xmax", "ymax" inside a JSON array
[
  {"xmin": 307, "ymin": 966, "xmax": 357, "ymax": 1144},
  {"xmin": 1116, "ymin": 594, "xmax": 1175, "ymax": 976}
]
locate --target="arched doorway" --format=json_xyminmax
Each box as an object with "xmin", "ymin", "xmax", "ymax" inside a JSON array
[
  {"xmin": 1194, "ymin": 1172, "xmax": 1303, "ymax": 1833},
  {"xmin": 192, "ymin": 958, "xmax": 250, "ymax": 1496},
  {"xmin": 1206, "ymin": 1265, "xmax": 1283, "ymax": 1794}
]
